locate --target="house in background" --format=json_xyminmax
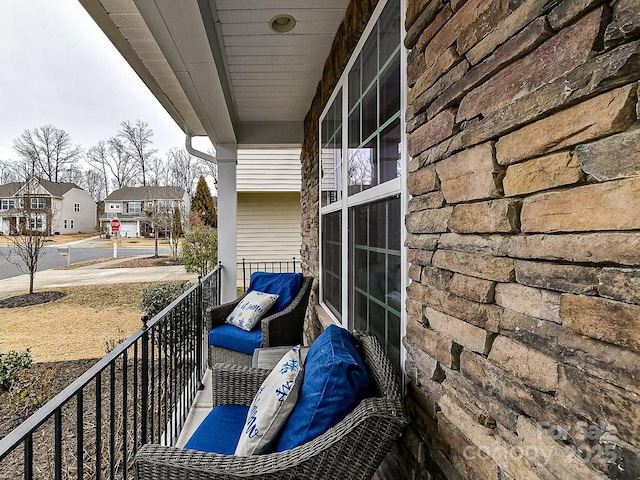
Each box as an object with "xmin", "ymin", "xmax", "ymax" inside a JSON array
[
  {"xmin": 0, "ymin": 177, "xmax": 96, "ymax": 235},
  {"xmin": 236, "ymin": 147, "xmax": 302, "ymax": 275},
  {"xmin": 101, "ymin": 186, "xmax": 190, "ymax": 237}
]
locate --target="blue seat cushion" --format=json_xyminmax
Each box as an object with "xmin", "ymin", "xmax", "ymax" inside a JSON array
[
  {"xmin": 209, "ymin": 324, "xmax": 262, "ymax": 356},
  {"xmin": 248, "ymin": 272, "xmax": 303, "ymax": 314},
  {"xmin": 184, "ymin": 405, "xmax": 249, "ymax": 454},
  {"xmin": 275, "ymin": 325, "xmax": 369, "ymax": 451}
]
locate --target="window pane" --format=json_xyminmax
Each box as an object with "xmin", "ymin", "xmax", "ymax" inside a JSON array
[
  {"xmin": 380, "ymin": 57, "xmax": 400, "ymax": 123},
  {"xmin": 322, "ymin": 211, "xmax": 342, "ymax": 319},
  {"xmin": 380, "ymin": 119, "xmax": 401, "ymax": 183},
  {"xmin": 348, "ymin": 197, "xmax": 401, "ymax": 372},
  {"xmin": 348, "ymin": 108, "xmax": 360, "ymax": 148},
  {"xmin": 361, "ymin": 86, "xmax": 377, "ymax": 142},
  {"xmin": 347, "ymin": 143, "xmax": 375, "ymax": 194},
  {"xmin": 321, "ymin": 90, "xmax": 343, "ymax": 207},
  {"xmin": 361, "ymin": 26, "xmax": 377, "ymax": 93},
  {"xmin": 348, "ymin": 56, "xmax": 361, "ymax": 111},
  {"xmin": 379, "ymin": 0, "xmax": 400, "ymax": 67}
]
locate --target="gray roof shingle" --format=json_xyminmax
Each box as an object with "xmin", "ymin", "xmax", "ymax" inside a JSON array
[{"xmin": 105, "ymin": 186, "xmax": 186, "ymax": 201}]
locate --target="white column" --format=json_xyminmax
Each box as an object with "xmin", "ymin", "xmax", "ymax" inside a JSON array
[{"xmin": 216, "ymin": 144, "xmax": 238, "ymax": 303}]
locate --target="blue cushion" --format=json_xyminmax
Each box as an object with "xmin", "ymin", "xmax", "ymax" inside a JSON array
[
  {"xmin": 209, "ymin": 324, "xmax": 262, "ymax": 356},
  {"xmin": 184, "ymin": 405, "xmax": 249, "ymax": 454},
  {"xmin": 248, "ymin": 272, "xmax": 303, "ymax": 314},
  {"xmin": 275, "ymin": 325, "xmax": 369, "ymax": 451}
]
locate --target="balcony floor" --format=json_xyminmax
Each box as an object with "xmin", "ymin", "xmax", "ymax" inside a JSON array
[{"xmin": 177, "ymin": 369, "xmax": 213, "ymax": 447}]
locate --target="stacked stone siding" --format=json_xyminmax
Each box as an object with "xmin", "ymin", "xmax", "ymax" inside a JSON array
[
  {"xmin": 300, "ymin": 0, "xmax": 639, "ymax": 478},
  {"xmin": 403, "ymin": 0, "xmax": 640, "ymax": 478}
]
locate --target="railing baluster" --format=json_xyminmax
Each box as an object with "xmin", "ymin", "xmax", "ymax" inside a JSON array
[
  {"xmin": 133, "ymin": 340, "xmax": 139, "ymax": 452},
  {"xmin": 150, "ymin": 323, "xmax": 156, "ymax": 444},
  {"xmin": 109, "ymin": 362, "xmax": 116, "ymax": 480},
  {"xmin": 196, "ymin": 277, "xmax": 203, "ymax": 389},
  {"xmin": 122, "ymin": 349, "xmax": 128, "ymax": 480},
  {"xmin": 95, "ymin": 373, "xmax": 102, "ymax": 480},
  {"xmin": 77, "ymin": 390, "xmax": 84, "ymax": 480},
  {"xmin": 141, "ymin": 318, "xmax": 149, "ymax": 447},
  {"xmin": 55, "ymin": 409, "xmax": 62, "ymax": 480},
  {"xmin": 162, "ymin": 319, "xmax": 168, "ymax": 445},
  {"xmin": 24, "ymin": 433, "xmax": 32, "ymax": 480}
]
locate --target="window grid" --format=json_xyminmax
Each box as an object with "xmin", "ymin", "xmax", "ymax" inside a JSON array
[
  {"xmin": 349, "ymin": 197, "xmax": 401, "ymax": 371},
  {"xmin": 319, "ymin": 0, "xmax": 403, "ymax": 372}
]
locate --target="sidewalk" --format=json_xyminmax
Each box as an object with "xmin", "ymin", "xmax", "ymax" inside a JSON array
[{"xmin": 0, "ymin": 256, "xmax": 198, "ymax": 298}]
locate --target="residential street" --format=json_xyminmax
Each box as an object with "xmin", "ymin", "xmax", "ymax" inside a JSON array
[
  {"xmin": 0, "ymin": 245, "xmax": 172, "ymax": 280},
  {"xmin": 0, "ymin": 236, "xmax": 194, "ymax": 298}
]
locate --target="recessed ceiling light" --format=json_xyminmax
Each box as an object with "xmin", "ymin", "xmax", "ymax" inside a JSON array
[{"xmin": 269, "ymin": 14, "xmax": 296, "ymax": 33}]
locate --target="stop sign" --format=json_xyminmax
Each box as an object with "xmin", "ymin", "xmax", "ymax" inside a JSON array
[{"xmin": 111, "ymin": 218, "xmax": 121, "ymax": 232}]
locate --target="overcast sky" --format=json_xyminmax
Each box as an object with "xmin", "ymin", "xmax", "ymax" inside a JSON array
[{"xmin": 0, "ymin": 0, "xmax": 207, "ymax": 163}]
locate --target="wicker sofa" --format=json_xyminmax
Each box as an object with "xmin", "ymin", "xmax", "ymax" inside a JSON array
[
  {"xmin": 135, "ymin": 331, "xmax": 407, "ymax": 480},
  {"xmin": 206, "ymin": 275, "xmax": 313, "ymax": 368}
]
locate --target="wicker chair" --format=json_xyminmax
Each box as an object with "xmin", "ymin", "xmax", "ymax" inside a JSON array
[
  {"xmin": 206, "ymin": 276, "xmax": 313, "ymax": 368},
  {"xmin": 135, "ymin": 331, "xmax": 407, "ymax": 480}
]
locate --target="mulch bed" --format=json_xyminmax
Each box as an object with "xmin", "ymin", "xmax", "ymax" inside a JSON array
[
  {"xmin": 0, "ymin": 359, "xmax": 96, "ymax": 436},
  {"xmin": 108, "ymin": 256, "xmax": 184, "ymax": 268},
  {"xmin": 0, "ymin": 291, "xmax": 66, "ymax": 308},
  {"xmin": 0, "ymin": 358, "xmax": 152, "ymax": 480}
]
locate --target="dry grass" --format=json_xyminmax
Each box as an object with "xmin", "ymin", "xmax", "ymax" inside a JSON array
[
  {"xmin": 0, "ymin": 283, "xmax": 157, "ymax": 362},
  {"xmin": 0, "ymin": 233, "xmax": 95, "ymax": 246},
  {"xmin": 55, "ymin": 258, "xmax": 123, "ymax": 270}
]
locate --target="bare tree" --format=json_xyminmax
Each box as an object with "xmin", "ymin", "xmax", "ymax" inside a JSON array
[
  {"xmin": 86, "ymin": 141, "xmax": 112, "ymax": 199},
  {"xmin": 0, "ymin": 159, "xmax": 22, "ymax": 184},
  {"xmin": 12, "ymin": 125, "xmax": 82, "ymax": 182},
  {"xmin": 167, "ymin": 148, "xmax": 203, "ymax": 196},
  {"xmin": 107, "ymin": 137, "xmax": 139, "ymax": 190},
  {"xmin": 147, "ymin": 154, "xmax": 169, "ymax": 187},
  {"xmin": 2, "ymin": 179, "xmax": 56, "ymax": 294},
  {"xmin": 87, "ymin": 138, "xmax": 138, "ymax": 194},
  {"xmin": 78, "ymin": 169, "xmax": 106, "ymax": 202},
  {"xmin": 198, "ymin": 149, "xmax": 218, "ymax": 188},
  {"xmin": 58, "ymin": 161, "xmax": 85, "ymax": 185},
  {"xmin": 118, "ymin": 120, "xmax": 156, "ymax": 187}
]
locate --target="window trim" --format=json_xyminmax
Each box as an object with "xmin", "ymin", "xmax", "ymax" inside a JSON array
[{"xmin": 318, "ymin": 0, "xmax": 408, "ymax": 374}]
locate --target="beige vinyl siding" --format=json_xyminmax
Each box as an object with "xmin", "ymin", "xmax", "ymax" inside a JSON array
[
  {"xmin": 237, "ymin": 148, "xmax": 301, "ymax": 192},
  {"xmin": 237, "ymin": 192, "xmax": 301, "ymax": 264}
]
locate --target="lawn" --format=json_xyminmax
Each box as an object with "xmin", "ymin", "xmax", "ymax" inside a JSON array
[{"xmin": 0, "ymin": 283, "xmax": 154, "ymax": 362}]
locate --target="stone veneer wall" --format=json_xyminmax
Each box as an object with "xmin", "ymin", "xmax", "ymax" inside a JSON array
[
  {"xmin": 301, "ymin": 0, "xmax": 640, "ymax": 479},
  {"xmin": 402, "ymin": 0, "xmax": 640, "ymax": 478}
]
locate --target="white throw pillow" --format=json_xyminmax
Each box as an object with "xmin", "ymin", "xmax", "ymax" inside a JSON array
[
  {"xmin": 235, "ymin": 345, "xmax": 304, "ymax": 456},
  {"xmin": 226, "ymin": 290, "xmax": 279, "ymax": 331}
]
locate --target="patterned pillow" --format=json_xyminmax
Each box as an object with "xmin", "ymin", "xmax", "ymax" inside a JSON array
[
  {"xmin": 226, "ymin": 290, "xmax": 279, "ymax": 331},
  {"xmin": 235, "ymin": 345, "xmax": 304, "ymax": 456}
]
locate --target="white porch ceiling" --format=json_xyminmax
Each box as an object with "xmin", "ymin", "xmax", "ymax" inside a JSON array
[{"xmin": 79, "ymin": 0, "xmax": 349, "ymax": 146}]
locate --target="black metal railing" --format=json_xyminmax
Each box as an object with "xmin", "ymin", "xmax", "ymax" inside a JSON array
[
  {"xmin": 0, "ymin": 266, "xmax": 221, "ymax": 480},
  {"xmin": 238, "ymin": 257, "xmax": 297, "ymax": 292}
]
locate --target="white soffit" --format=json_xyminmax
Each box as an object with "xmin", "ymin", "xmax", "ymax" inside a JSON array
[
  {"xmin": 213, "ymin": 0, "xmax": 348, "ymax": 125},
  {"xmin": 82, "ymin": 0, "xmax": 350, "ymax": 146}
]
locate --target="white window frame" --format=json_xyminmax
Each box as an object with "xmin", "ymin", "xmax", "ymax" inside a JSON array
[
  {"xmin": 318, "ymin": 0, "xmax": 408, "ymax": 372},
  {"xmin": 74, "ymin": 203, "xmax": 80, "ymax": 212},
  {"xmin": 30, "ymin": 197, "xmax": 46, "ymax": 209}
]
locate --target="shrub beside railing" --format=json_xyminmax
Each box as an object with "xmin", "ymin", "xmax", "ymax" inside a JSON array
[{"xmin": 0, "ymin": 266, "xmax": 221, "ymax": 480}]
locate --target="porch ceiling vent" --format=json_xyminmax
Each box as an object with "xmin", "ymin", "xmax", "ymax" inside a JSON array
[{"xmin": 269, "ymin": 14, "xmax": 296, "ymax": 33}]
